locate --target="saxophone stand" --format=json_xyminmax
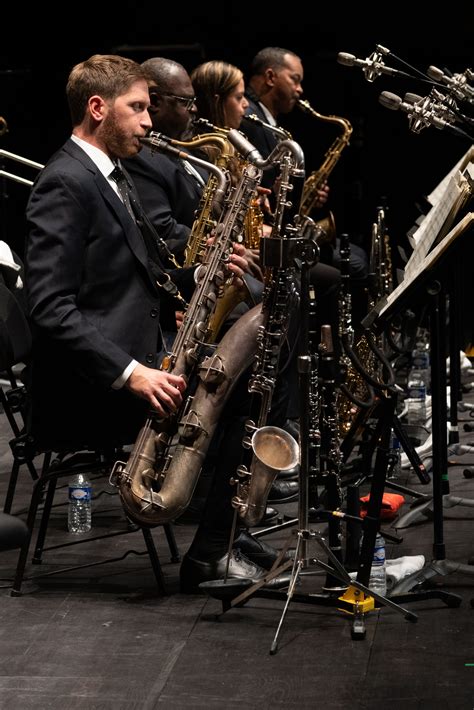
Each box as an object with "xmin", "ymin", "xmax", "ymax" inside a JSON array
[{"xmin": 203, "ymin": 248, "xmax": 417, "ymax": 652}]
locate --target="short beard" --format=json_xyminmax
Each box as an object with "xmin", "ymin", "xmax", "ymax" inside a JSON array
[{"xmin": 100, "ymin": 109, "xmax": 136, "ymax": 160}]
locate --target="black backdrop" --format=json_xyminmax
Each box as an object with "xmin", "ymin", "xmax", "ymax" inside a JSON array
[{"xmin": 1, "ymin": 5, "xmax": 473, "ymax": 264}]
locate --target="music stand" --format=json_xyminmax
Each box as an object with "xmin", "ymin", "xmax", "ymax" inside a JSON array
[{"xmin": 366, "ymin": 212, "xmax": 474, "ymax": 596}]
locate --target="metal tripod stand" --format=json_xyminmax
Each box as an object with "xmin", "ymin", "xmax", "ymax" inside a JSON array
[{"xmin": 206, "ymin": 252, "xmax": 419, "ymax": 653}]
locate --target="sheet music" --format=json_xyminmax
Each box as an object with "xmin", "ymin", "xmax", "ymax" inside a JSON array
[
  {"xmin": 378, "ymin": 212, "xmax": 474, "ymax": 320},
  {"xmin": 405, "ymin": 169, "xmax": 471, "ymax": 279},
  {"xmin": 427, "ymin": 146, "xmax": 474, "ymax": 206}
]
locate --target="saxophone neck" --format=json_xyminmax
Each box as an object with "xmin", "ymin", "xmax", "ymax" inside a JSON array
[
  {"xmin": 141, "ymin": 131, "xmax": 228, "ymax": 202},
  {"xmin": 242, "ymin": 113, "xmax": 292, "ymax": 140},
  {"xmin": 297, "ymin": 99, "xmax": 353, "ymax": 135}
]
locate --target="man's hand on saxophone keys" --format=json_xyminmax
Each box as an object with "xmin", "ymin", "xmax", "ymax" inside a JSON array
[
  {"xmin": 313, "ymin": 182, "xmax": 330, "ymax": 210},
  {"xmin": 225, "ymin": 241, "xmax": 249, "ymax": 279},
  {"xmin": 125, "ymin": 364, "xmax": 187, "ymax": 416}
]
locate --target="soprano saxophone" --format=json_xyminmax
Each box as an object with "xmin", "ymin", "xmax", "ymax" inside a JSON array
[{"xmin": 111, "ymin": 130, "xmax": 264, "ymax": 526}]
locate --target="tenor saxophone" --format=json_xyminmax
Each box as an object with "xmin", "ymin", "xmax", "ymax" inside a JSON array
[{"xmin": 111, "ymin": 133, "xmax": 264, "ymax": 526}]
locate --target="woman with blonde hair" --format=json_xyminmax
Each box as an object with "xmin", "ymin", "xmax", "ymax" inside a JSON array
[{"xmin": 191, "ymin": 60, "xmax": 249, "ymax": 130}]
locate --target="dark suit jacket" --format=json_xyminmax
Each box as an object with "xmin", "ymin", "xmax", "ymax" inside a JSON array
[
  {"xmin": 241, "ymin": 90, "xmax": 280, "ymax": 192},
  {"xmin": 124, "ymin": 147, "xmax": 208, "ymax": 260},
  {"xmin": 25, "ymin": 138, "xmax": 196, "ymax": 449}
]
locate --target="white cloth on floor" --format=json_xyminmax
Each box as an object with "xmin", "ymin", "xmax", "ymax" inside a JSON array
[
  {"xmin": 348, "ymin": 554, "xmax": 426, "ymax": 590},
  {"xmin": 386, "ymin": 555, "xmax": 425, "ymax": 590},
  {"xmin": 0, "ymin": 241, "xmax": 22, "ymax": 289}
]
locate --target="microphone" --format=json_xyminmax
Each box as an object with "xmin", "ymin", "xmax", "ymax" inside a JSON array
[
  {"xmin": 337, "ymin": 51, "xmax": 404, "ymax": 81},
  {"xmin": 379, "ymin": 91, "xmax": 473, "ymax": 139},
  {"xmin": 427, "ymin": 65, "xmax": 474, "ymax": 103}
]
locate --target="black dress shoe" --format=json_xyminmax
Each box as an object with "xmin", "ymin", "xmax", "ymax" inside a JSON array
[
  {"xmin": 268, "ymin": 479, "xmax": 299, "ymax": 503},
  {"xmin": 233, "ymin": 529, "xmax": 289, "ymax": 569},
  {"xmin": 283, "ymin": 418, "xmax": 300, "ymax": 441},
  {"xmin": 260, "ymin": 506, "xmax": 279, "ymax": 525},
  {"xmin": 275, "ymin": 463, "xmax": 300, "ymax": 480},
  {"xmin": 179, "ymin": 550, "xmax": 292, "ymax": 594}
]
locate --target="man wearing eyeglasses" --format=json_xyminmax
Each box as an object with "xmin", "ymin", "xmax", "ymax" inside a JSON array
[
  {"xmin": 124, "ymin": 57, "xmax": 206, "ymax": 262},
  {"xmin": 124, "ymin": 56, "xmax": 288, "ymax": 569}
]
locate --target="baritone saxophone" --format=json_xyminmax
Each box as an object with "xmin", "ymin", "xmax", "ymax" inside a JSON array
[{"xmin": 111, "ymin": 131, "xmax": 265, "ymax": 526}]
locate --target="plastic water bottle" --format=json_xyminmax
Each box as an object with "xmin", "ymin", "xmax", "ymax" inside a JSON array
[
  {"xmin": 68, "ymin": 473, "xmax": 92, "ymax": 533},
  {"xmin": 388, "ymin": 430, "xmax": 401, "ymax": 479},
  {"xmin": 406, "ymin": 363, "xmax": 427, "ymax": 426},
  {"xmin": 412, "ymin": 334, "xmax": 431, "ymax": 394},
  {"xmin": 368, "ymin": 532, "xmax": 387, "ymax": 596}
]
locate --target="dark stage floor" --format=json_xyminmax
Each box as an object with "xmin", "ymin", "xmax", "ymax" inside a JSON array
[{"xmin": 0, "ymin": 383, "xmax": 473, "ymax": 709}]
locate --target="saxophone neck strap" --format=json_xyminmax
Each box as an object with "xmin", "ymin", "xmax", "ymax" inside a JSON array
[{"xmin": 118, "ymin": 165, "xmax": 187, "ymax": 306}]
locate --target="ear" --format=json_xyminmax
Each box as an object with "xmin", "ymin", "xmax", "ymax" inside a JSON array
[
  {"xmin": 89, "ymin": 95, "xmax": 106, "ymax": 122},
  {"xmin": 265, "ymin": 68, "xmax": 276, "ymax": 87}
]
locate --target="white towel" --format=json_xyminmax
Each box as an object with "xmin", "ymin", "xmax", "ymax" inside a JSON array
[
  {"xmin": 348, "ymin": 554, "xmax": 426, "ymax": 591},
  {"xmin": 0, "ymin": 239, "xmax": 23, "ymax": 288},
  {"xmin": 386, "ymin": 555, "xmax": 425, "ymax": 591},
  {"xmin": 0, "ymin": 241, "xmax": 22, "ymax": 289}
]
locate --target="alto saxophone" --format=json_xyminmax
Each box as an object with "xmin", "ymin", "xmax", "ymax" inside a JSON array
[
  {"xmin": 182, "ymin": 133, "xmax": 235, "ymax": 267},
  {"xmin": 297, "ymin": 98, "xmax": 353, "ymax": 245},
  {"xmin": 111, "ymin": 131, "xmax": 265, "ymax": 526},
  {"xmin": 183, "ymin": 119, "xmax": 263, "ymax": 340}
]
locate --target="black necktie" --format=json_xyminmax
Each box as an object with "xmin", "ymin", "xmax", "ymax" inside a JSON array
[{"xmin": 110, "ymin": 165, "xmax": 136, "ymax": 222}]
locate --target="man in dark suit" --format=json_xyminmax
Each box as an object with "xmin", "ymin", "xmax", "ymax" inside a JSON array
[
  {"xmin": 123, "ymin": 55, "xmax": 293, "ymax": 551},
  {"xmin": 25, "ymin": 55, "xmax": 196, "ymax": 449},
  {"xmin": 124, "ymin": 57, "xmax": 207, "ymax": 261},
  {"xmin": 25, "ymin": 53, "xmax": 290, "ymax": 594},
  {"xmin": 241, "ymin": 47, "xmax": 369, "ymax": 329}
]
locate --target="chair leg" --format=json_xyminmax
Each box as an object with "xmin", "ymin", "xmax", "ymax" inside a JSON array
[
  {"xmin": 3, "ymin": 459, "xmax": 20, "ymax": 514},
  {"xmin": 10, "ymin": 477, "xmax": 47, "ymax": 596},
  {"xmin": 0, "ymin": 388, "xmax": 21, "ymax": 437},
  {"xmin": 163, "ymin": 523, "xmax": 180, "ymax": 563},
  {"xmin": 5, "ymin": 435, "xmax": 43, "ymax": 513},
  {"xmin": 141, "ymin": 527, "xmax": 167, "ymax": 595},
  {"xmin": 32, "ymin": 477, "xmax": 58, "ymax": 564}
]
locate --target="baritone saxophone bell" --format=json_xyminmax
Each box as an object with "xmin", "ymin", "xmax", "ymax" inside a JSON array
[{"xmin": 232, "ymin": 426, "xmax": 299, "ymax": 527}]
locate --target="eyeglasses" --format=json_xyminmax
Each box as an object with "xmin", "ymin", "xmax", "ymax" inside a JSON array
[{"xmin": 149, "ymin": 91, "xmax": 197, "ymax": 111}]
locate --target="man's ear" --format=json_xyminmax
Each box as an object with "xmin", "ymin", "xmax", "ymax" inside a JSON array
[
  {"xmin": 265, "ymin": 68, "xmax": 276, "ymax": 87},
  {"xmin": 89, "ymin": 95, "xmax": 106, "ymax": 121}
]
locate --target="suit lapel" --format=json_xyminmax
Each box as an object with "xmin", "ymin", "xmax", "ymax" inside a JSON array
[{"xmin": 63, "ymin": 140, "xmax": 154, "ymax": 284}]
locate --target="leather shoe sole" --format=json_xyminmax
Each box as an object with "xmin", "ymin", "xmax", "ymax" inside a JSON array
[
  {"xmin": 179, "ymin": 550, "xmax": 291, "ymax": 594},
  {"xmin": 268, "ymin": 480, "xmax": 299, "ymax": 503}
]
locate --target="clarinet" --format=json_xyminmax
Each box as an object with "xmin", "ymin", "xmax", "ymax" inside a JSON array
[{"xmin": 319, "ymin": 325, "xmax": 346, "ymax": 591}]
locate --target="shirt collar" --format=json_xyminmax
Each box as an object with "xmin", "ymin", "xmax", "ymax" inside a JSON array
[
  {"xmin": 70, "ymin": 134, "xmax": 116, "ymax": 179},
  {"xmin": 258, "ymin": 102, "xmax": 277, "ymax": 126}
]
